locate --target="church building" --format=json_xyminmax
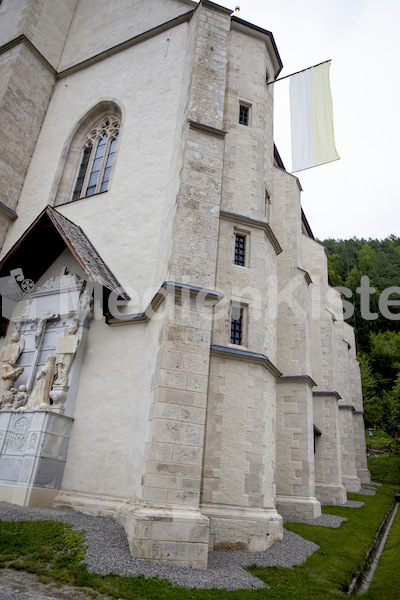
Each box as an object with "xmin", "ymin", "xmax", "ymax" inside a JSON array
[{"xmin": 0, "ymin": 0, "xmax": 369, "ymax": 570}]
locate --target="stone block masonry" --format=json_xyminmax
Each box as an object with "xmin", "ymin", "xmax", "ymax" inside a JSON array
[
  {"xmin": 0, "ymin": 40, "xmax": 55, "ymax": 233},
  {"xmin": 313, "ymin": 392, "xmax": 347, "ymax": 505}
]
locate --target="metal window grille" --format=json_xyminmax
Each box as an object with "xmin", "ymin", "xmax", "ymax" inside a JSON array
[
  {"xmin": 230, "ymin": 309, "xmax": 243, "ymax": 345},
  {"xmin": 234, "ymin": 234, "xmax": 246, "ymax": 266},
  {"xmin": 239, "ymin": 104, "xmax": 249, "ymax": 126}
]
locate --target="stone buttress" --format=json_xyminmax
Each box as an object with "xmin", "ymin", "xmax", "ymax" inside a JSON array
[{"xmin": 273, "ymin": 168, "xmax": 321, "ymax": 519}]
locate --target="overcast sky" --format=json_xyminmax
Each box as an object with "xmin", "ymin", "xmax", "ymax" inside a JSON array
[{"xmin": 224, "ymin": 0, "xmax": 399, "ymax": 241}]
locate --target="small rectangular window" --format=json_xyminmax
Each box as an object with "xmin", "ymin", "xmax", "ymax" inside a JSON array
[
  {"xmin": 239, "ymin": 104, "xmax": 249, "ymax": 126},
  {"xmin": 234, "ymin": 233, "xmax": 246, "ymax": 266},
  {"xmin": 230, "ymin": 305, "xmax": 243, "ymax": 345}
]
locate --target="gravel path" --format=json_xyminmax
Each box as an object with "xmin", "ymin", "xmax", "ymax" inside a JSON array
[
  {"xmin": 343, "ymin": 500, "xmax": 364, "ymax": 508},
  {"xmin": 282, "ymin": 513, "xmax": 346, "ymax": 528},
  {"xmin": 0, "ymin": 492, "xmax": 369, "ymax": 591},
  {"xmin": 0, "ymin": 501, "xmax": 320, "ymax": 591},
  {"xmin": 356, "ymin": 487, "xmax": 376, "ymax": 496}
]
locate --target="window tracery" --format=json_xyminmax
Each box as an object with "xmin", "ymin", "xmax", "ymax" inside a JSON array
[{"xmin": 72, "ymin": 117, "xmax": 120, "ymax": 202}]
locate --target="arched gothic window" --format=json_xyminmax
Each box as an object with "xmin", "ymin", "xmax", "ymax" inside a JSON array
[{"xmin": 72, "ymin": 117, "xmax": 119, "ymax": 201}]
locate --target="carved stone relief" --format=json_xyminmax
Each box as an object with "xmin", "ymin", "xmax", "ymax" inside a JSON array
[
  {"xmin": 8, "ymin": 417, "xmax": 30, "ymax": 451},
  {"xmin": 28, "ymin": 432, "xmax": 38, "ymax": 450},
  {"xmin": 0, "ymin": 268, "xmax": 93, "ymax": 415},
  {"xmin": 0, "ymin": 331, "xmax": 25, "ymax": 406}
]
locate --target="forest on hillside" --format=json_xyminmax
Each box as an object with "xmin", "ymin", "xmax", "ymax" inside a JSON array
[{"xmin": 320, "ymin": 236, "xmax": 400, "ymax": 434}]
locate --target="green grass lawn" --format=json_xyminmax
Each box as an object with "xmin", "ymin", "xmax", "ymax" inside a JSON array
[
  {"xmin": 362, "ymin": 501, "xmax": 400, "ymax": 600},
  {"xmin": 0, "ymin": 482, "xmax": 399, "ymax": 599},
  {"xmin": 368, "ymin": 453, "xmax": 400, "ymax": 485}
]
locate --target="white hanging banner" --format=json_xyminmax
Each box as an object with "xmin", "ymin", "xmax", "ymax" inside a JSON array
[{"xmin": 290, "ymin": 61, "xmax": 340, "ymax": 173}]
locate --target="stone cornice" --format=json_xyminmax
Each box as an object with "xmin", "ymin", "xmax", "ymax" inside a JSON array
[
  {"xmin": 338, "ymin": 404, "xmax": 356, "ymax": 411},
  {"xmin": 219, "ymin": 211, "xmax": 282, "ymax": 255},
  {"xmin": 201, "ymin": 0, "xmax": 233, "ymax": 15},
  {"xmin": 210, "ymin": 345, "xmax": 282, "ymax": 378},
  {"xmin": 277, "ymin": 375, "xmax": 317, "ymax": 387},
  {"xmin": 313, "ymin": 391, "xmax": 342, "ymax": 400},
  {"xmin": 326, "ymin": 308, "xmax": 337, "ymax": 322},
  {"xmin": 106, "ymin": 281, "xmax": 224, "ymax": 326},
  {"xmin": 188, "ymin": 120, "xmax": 227, "ymax": 137},
  {"xmin": 0, "ymin": 203, "xmax": 18, "ymax": 222},
  {"xmin": 0, "ymin": 34, "xmax": 56, "ymax": 77},
  {"xmin": 297, "ymin": 267, "xmax": 312, "ymax": 286}
]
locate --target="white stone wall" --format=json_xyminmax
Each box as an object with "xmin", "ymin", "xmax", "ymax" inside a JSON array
[
  {"xmin": 1, "ymin": 21, "xmax": 190, "ymax": 306},
  {"xmin": 0, "ymin": 0, "xmax": 77, "ymax": 67},
  {"xmin": 58, "ymin": 0, "xmax": 196, "ymax": 72}
]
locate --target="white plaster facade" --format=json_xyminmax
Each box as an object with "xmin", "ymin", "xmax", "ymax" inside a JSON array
[{"xmin": 0, "ymin": 0, "xmax": 369, "ymax": 569}]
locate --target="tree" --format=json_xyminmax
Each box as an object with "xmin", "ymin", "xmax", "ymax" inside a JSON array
[{"xmin": 320, "ymin": 236, "xmax": 400, "ymax": 433}]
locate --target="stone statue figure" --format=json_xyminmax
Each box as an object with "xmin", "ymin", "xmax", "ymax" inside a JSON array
[
  {"xmin": 21, "ymin": 300, "xmax": 32, "ymax": 320},
  {"xmin": 54, "ymin": 320, "xmax": 83, "ymax": 387},
  {"xmin": 24, "ymin": 356, "xmax": 56, "ymax": 411},
  {"xmin": 2, "ymin": 385, "xmax": 29, "ymax": 411},
  {"xmin": 34, "ymin": 312, "xmax": 56, "ymax": 348},
  {"xmin": 13, "ymin": 385, "xmax": 29, "ymax": 410},
  {"xmin": 1, "ymin": 387, "xmax": 18, "ymax": 410},
  {"xmin": 77, "ymin": 289, "xmax": 93, "ymax": 313},
  {"xmin": 0, "ymin": 331, "xmax": 24, "ymax": 405}
]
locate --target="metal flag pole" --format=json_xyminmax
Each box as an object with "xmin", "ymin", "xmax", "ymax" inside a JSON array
[{"xmin": 267, "ymin": 59, "xmax": 332, "ymax": 85}]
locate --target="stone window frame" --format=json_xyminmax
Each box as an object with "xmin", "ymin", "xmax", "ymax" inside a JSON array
[
  {"xmin": 238, "ymin": 101, "xmax": 251, "ymax": 126},
  {"xmin": 52, "ymin": 101, "xmax": 122, "ymax": 207},
  {"xmin": 72, "ymin": 117, "xmax": 120, "ymax": 202},
  {"xmin": 233, "ymin": 226, "xmax": 250, "ymax": 268},
  {"xmin": 229, "ymin": 301, "xmax": 248, "ymax": 348}
]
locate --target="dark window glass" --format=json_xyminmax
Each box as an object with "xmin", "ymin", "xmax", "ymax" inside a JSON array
[
  {"xmin": 72, "ymin": 144, "xmax": 92, "ymax": 201},
  {"xmin": 100, "ymin": 133, "xmax": 118, "ymax": 193},
  {"xmin": 239, "ymin": 104, "xmax": 249, "ymax": 126},
  {"xmin": 230, "ymin": 307, "xmax": 243, "ymax": 345},
  {"xmin": 234, "ymin": 234, "xmax": 246, "ymax": 266},
  {"xmin": 86, "ymin": 134, "xmax": 107, "ymax": 197}
]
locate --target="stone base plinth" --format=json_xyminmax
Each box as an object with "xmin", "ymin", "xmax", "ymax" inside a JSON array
[
  {"xmin": 0, "ymin": 483, "xmax": 60, "ymax": 507},
  {"xmin": 201, "ymin": 503, "xmax": 283, "ymax": 551},
  {"xmin": 276, "ymin": 494, "xmax": 321, "ymax": 519},
  {"xmin": 315, "ymin": 482, "xmax": 347, "ymax": 506},
  {"xmin": 342, "ymin": 475, "xmax": 361, "ymax": 493},
  {"xmin": 56, "ymin": 491, "xmax": 210, "ymax": 569},
  {"xmin": 117, "ymin": 506, "xmax": 209, "ymax": 570},
  {"xmin": 0, "ymin": 410, "xmax": 73, "ymax": 508},
  {"xmin": 357, "ymin": 468, "xmax": 371, "ymax": 485}
]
